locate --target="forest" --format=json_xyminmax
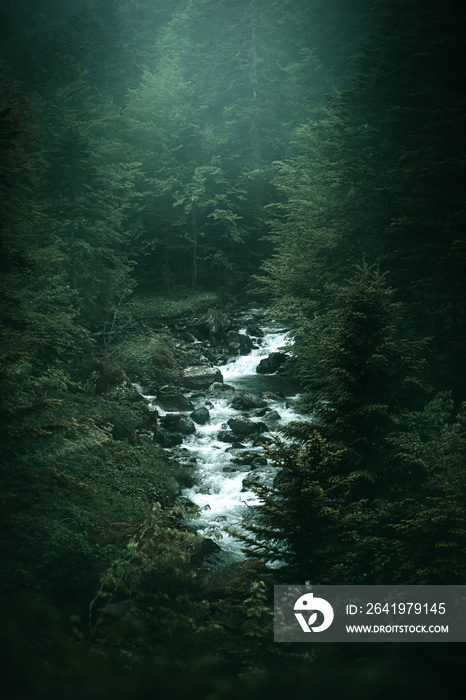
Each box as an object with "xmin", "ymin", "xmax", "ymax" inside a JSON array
[{"xmin": 1, "ymin": 0, "xmax": 465, "ymax": 697}]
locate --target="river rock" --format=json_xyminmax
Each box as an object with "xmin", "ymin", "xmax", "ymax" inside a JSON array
[
  {"xmin": 225, "ymin": 331, "xmax": 255, "ymax": 354},
  {"xmin": 251, "ymin": 456, "xmax": 268, "ymax": 467},
  {"xmin": 160, "ymin": 413, "xmax": 181, "ymax": 429},
  {"xmin": 217, "ymin": 430, "xmax": 237, "ymax": 443},
  {"xmin": 152, "ymin": 427, "xmax": 183, "ymax": 448},
  {"xmin": 209, "ymin": 382, "xmax": 234, "ymax": 393},
  {"xmin": 190, "ymin": 537, "xmax": 222, "ymax": 564},
  {"xmin": 231, "ymin": 453, "xmax": 268, "ymax": 468},
  {"xmin": 227, "ymin": 417, "xmax": 267, "ymax": 436},
  {"xmin": 177, "ymin": 417, "xmax": 196, "ymax": 435},
  {"xmin": 263, "ymin": 410, "xmax": 281, "ymax": 423},
  {"xmin": 231, "ymin": 392, "xmax": 267, "ymax": 410},
  {"xmin": 154, "ymin": 390, "xmax": 194, "ymax": 412},
  {"xmin": 160, "ymin": 414, "xmax": 196, "ymax": 435},
  {"xmin": 230, "ymin": 451, "xmax": 259, "ymax": 467},
  {"xmin": 246, "ymin": 325, "xmax": 264, "ymax": 338},
  {"xmin": 181, "ymin": 365, "xmax": 223, "ymax": 389},
  {"xmin": 242, "ymin": 474, "xmax": 261, "ymax": 491},
  {"xmin": 190, "ymin": 406, "xmax": 210, "ymax": 424},
  {"xmin": 256, "ymin": 352, "xmax": 289, "ymax": 374}
]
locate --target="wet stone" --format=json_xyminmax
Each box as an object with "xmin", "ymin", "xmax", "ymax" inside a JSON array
[
  {"xmin": 231, "ymin": 392, "xmax": 268, "ymax": 410},
  {"xmin": 217, "ymin": 430, "xmax": 237, "ymax": 443},
  {"xmin": 160, "ymin": 414, "xmax": 196, "ymax": 435},
  {"xmin": 209, "ymin": 382, "xmax": 234, "ymax": 393},
  {"xmin": 190, "ymin": 406, "xmax": 210, "ymax": 425},
  {"xmin": 251, "ymin": 456, "xmax": 268, "ymax": 467},
  {"xmin": 181, "ymin": 365, "xmax": 223, "ymax": 389},
  {"xmin": 154, "ymin": 391, "xmax": 194, "ymax": 412},
  {"xmin": 246, "ymin": 325, "xmax": 264, "ymax": 338},
  {"xmin": 231, "ymin": 451, "xmax": 257, "ymax": 466},
  {"xmin": 242, "ymin": 474, "xmax": 261, "ymax": 491},
  {"xmin": 153, "ymin": 427, "xmax": 183, "ymax": 448},
  {"xmin": 264, "ymin": 410, "xmax": 281, "ymax": 423},
  {"xmin": 227, "ymin": 416, "xmax": 262, "ymax": 436}
]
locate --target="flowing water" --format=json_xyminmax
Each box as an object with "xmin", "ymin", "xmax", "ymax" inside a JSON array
[
  {"xmin": 138, "ymin": 310, "xmax": 305, "ymax": 565},
  {"xmin": 178, "ymin": 314, "xmax": 304, "ymax": 564}
]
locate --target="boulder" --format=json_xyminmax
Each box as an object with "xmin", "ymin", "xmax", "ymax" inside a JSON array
[
  {"xmin": 181, "ymin": 365, "xmax": 223, "ymax": 389},
  {"xmin": 242, "ymin": 474, "xmax": 261, "ymax": 491},
  {"xmin": 225, "ymin": 331, "xmax": 254, "ymax": 354},
  {"xmin": 190, "ymin": 537, "xmax": 222, "ymax": 564},
  {"xmin": 217, "ymin": 430, "xmax": 237, "ymax": 443},
  {"xmin": 251, "ymin": 456, "xmax": 268, "ymax": 467},
  {"xmin": 231, "ymin": 392, "xmax": 268, "ymax": 410},
  {"xmin": 190, "ymin": 406, "xmax": 210, "ymax": 425},
  {"xmin": 199, "ymin": 537, "xmax": 222, "ymax": 557},
  {"xmin": 263, "ymin": 410, "xmax": 281, "ymax": 423},
  {"xmin": 178, "ymin": 417, "xmax": 196, "ymax": 435},
  {"xmin": 227, "ymin": 417, "xmax": 267, "ymax": 436},
  {"xmin": 152, "ymin": 427, "xmax": 183, "ymax": 448},
  {"xmin": 246, "ymin": 325, "xmax": 264, "ymax": 338},
  {"xmin": 160, "ymin": 414, "xmax": 196, "ymax": 435},
  {"xmin": 145, "ymin": 409, "xmax": 159, "ymax": 427},
  {"xmin": 231, "ymin": 451, "xmax": 257, "ymax": 467},
  {"xmin": 227, "ymin": 417, "xmax": 256, "ymax": 436},
  {"xmin": 154, "ymin": 390, "xmax": 194, "ymax": 412},
  {"xmin": 209, "ymin": 382, "xmax": 234, "ymax": 393},
  {"xmin": 159, "ymin": 413, "xmax": 181, "ymax": 430},
  {"xmin": 256, "ymin": 352, "xmax": 289, "ymax": 374},
  {"xmin": 231, "ymin": 453, "xmax": 268, "ymax": 468}
]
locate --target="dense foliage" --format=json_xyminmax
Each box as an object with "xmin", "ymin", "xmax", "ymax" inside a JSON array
[{"xmin": 1, "ymin": 0, "xmax": 465, "ymax": 697}]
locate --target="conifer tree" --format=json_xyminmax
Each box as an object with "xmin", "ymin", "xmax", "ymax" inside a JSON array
[
  {"xmin": 296, "ymin": 264, "xmax": 427, "ymax": 487},
  {"xmin": 263, "ymin": 0, "xmax": 466, "ymax": 399},
  {"xmin": 123, "ymin": 0, "xmax": 336, "ymax": 289},
  {"xmin": 40, "ymin": 74, "xmax": 138, "ymax": 325},
  {"xmin": 240, "ymin": 265, "xmax": 429, "ymax": 583}
]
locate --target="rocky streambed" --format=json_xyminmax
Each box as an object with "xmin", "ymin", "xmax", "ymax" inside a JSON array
[{"xmin": 134, "ymin": 306, "xmax": 304, "ymax": 565}]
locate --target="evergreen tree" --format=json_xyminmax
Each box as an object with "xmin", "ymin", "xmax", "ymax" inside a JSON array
[
  {"xmin": 123, "ymin": 0, "xmax": 344, "ymax": 290},
  {"xmin": 240, "ymin": 265, "xmax": 431, "ymax": 583},
  {"xmin": 0, "ymin": 73, "xmax": 88, "ymax": 456},
  {"xmin": 39, "ymin": 74, "xmax": 138, "ymax": 326},
  {"xmin": 373, "ymin": 392, "xmax": 466, "ymax": 584},
  {"xmin": 262, "ymin": 0, "xmax": 466, "ymax": 399},
  {"xmin": 296, "ymin": 264, "xmax": 427, "ymax": 487}
]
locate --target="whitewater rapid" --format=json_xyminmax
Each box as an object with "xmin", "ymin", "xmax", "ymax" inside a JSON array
[{"xmin": 180, "ymin": 320, "xmax": 303, "ymax": 563}]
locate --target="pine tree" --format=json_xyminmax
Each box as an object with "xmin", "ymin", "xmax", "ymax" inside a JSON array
[
  {"xmin": 123, "ymin": 0, "xmax": 343, "ymax": 290},
  {"xmin": 261, "ymin": 0, "xmax": 466, "ymax": 400},
  {"xmin": 240, "ymin": 429, "xmax": 346, "ymax": 583},
  {"xmin": 39, "ymin": 73, "xmax": 138, "ymax": 326},
  {"xmin": 240, "ymin": 265, "xmax": 430, "ymax": 583},
  {"xmin": 299, "ymin": 264, "xmax": 427, "ymax": 485},
  {"xmin": 373, "ymin": 392, "xmax": 466, "ymax": 584}
]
